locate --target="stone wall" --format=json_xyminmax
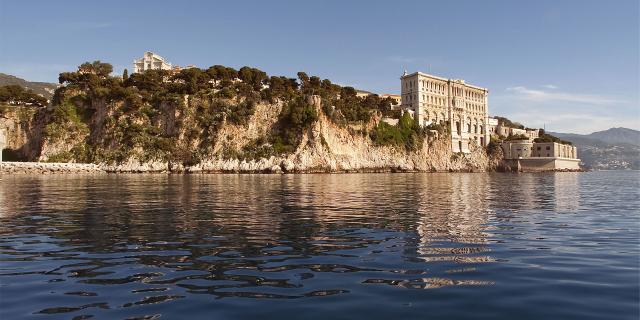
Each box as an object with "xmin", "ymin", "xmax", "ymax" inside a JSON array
[{"xmin": 502, "ymin": 158, "xmax": 581, "ymax": 172}]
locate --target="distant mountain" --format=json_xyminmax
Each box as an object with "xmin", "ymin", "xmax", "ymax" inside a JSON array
[
  {"xmin": 588, "ymin": 127, "xmax": 640, "ymax": 146},
  {"xmin": 0, "ymin": 73, "xmax": 59, "ymax": 100},
  {"xmin": 551, "ymin": 128, "xmax": 640, "ymax": 170}
]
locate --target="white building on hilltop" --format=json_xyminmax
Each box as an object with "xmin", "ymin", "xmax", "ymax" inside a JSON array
[
  {"xmin": 133, "ymin": 51, "xmax": 172, "ymax": 73},
  {"xmin": 400, "ymin": 71, "xmax": 490, "ymax": 153}
]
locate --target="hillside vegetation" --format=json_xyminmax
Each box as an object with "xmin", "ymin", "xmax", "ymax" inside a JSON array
[
  {"xmin": 0, "ymin": 73, "xmax": 59, "ymax": 99},
  {"xmin": 22, "ymin": 61, "xmax": 434, "ymax": 167},
  {"xmin": 0, "ymin": 84, "xmax": 48, "ymax": 108},
  {"xmin": 552, "ymin": 129, "xmax": 640, "ymax": 170}
]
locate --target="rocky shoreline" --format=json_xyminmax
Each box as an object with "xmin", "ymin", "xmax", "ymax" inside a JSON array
[
  {"xmin": 1, "ymin": 161, "xmax": 104, "ymax": 174},
  {"xmin": 0, "ymin": 161, "xmax": 472, "ymax": 174},
  {"xmin": 1, "ymin": 161, "xmax": 584, "ymax": 174}
]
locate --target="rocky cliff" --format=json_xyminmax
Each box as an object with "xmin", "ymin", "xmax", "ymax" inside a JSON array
[
  {"xmin": 0, "ymin": 105, "xmax": 40, "ymax": 161},
  {"xmin": 2, "ymin": 97, "xmax": 501, "ymax": 173},
  {"xmin": 1, "ymin": 62, "xmax": 503, "ymax": 173}
]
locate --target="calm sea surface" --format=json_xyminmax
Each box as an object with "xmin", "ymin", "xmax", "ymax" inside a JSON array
[{"xmin": 0, "ymin": 172, "xmax": 638, "ymax": 320}]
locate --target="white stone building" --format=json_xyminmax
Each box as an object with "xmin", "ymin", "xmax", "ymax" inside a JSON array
[
  {"xmin": 400, "ymin": 71, "xmax": 490, "ymax": 153},
  {"xmin": 501, "ymin": 140, "xmax": 579, "ymax": 171},
  {"xmin": 133, "ymin": 51, "xmax": 172, "ymax": 73},
  {"xmin": 487, "ymin": 117, "xmax": 499, "ymax": 135}
]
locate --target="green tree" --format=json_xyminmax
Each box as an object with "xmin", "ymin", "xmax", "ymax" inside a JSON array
[
  {"xmin": 122, "ymin": 68, "xmax": 129, "ymax": 81},
  {"xmin": 78, "ymin": 61, "xmax": 113, "ymax": 78},
  {"xmin": 0, "ymin": 85, "xmax": 47, "ymax": 107},
  {"xmin": 58, "ymin": 61, "xmax": 115, "ymax": 96},
  {"xmin": 370, "ymin": 112, "xmax": 424, "ymax": 150},
  {"xmin": 297, "ymin": 72, "xmax": 309, "ymax": 87}
]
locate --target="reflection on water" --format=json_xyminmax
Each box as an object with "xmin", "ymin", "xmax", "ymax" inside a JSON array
[{"xmin": 0, "ymin": 172, "xmax": 638, "ymax": 320}]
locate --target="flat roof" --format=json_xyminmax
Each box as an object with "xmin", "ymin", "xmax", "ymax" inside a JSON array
[{"xmin": 400, "ymin": 71, "xmax": 487, "ymax": 91}]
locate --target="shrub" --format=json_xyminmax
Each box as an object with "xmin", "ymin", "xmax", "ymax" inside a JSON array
[
  {"xmin": 505, "ymin": 133, "xmax": 529, "ymax": 141},
  {"xmin": 270, "ymin": 97, "xmax": 318, "ymax": 153},
  {"xmin": 226, "ymin": 99, "xmax": 256, "ymax": 125},
  {"xmin": 535, "ymin": 134, "xmax": 573, "ymax": 145},
  {"xmin": 370, "ymin": 112, "xmax": 425, "ymax": 151}
]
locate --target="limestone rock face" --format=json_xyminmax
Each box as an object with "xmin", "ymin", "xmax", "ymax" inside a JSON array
[
  {"xmin": 170, "ymin": 101, "xmax": 493, "ymax": 173},
  {"xmin": 4, "ymin": 95, "xmax": 499, "ymax": 173},
  {"xmin": 0, "ymin": 106, "xmax": 40, "ymax": 160}
]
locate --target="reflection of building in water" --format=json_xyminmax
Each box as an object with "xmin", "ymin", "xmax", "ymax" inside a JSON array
[
  {"xmin": 412, "ymin": 174, "xmax": 494, "ymax": 263},
  {"xmin": 487, "ymin": 173, "xmax": 580, "ymax": 214},
  {"xmin": 552, "ymin": 173, "xmax": 579, "ymax": 212}
]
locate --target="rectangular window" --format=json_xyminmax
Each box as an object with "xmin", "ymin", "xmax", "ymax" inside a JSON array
[{"xmin": 546, "ymin": 146, "xmax": 550, "ymax": 150}]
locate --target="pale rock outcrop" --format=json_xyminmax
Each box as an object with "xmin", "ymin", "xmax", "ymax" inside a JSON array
[
  {"xmin": 2, "ymin": 96, "xmax": 499, "ymax": 174},
  {"xmin": 1, "ymin": 162, "xmax": 103, "ymax": 174}
]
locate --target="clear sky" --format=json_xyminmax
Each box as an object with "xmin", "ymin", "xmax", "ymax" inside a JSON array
[{"xmin": 1, "ymin": 0, "xmax": 638, "ymax": 133}]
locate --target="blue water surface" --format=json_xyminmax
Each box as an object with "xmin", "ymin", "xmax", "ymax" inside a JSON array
[{"xmin": 0, "ymin": 171, "xmax": 638, "ymax": 319}]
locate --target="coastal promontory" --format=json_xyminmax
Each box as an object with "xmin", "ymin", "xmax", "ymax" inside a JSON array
[{"xmin": 2, "ymin": 61, "xmax": 505, "ymax": 173}]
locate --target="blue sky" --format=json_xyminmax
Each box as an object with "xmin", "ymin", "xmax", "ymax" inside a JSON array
[{"xmin": 1, "ymin": 0, "xmax": 638, "ymax": 133}]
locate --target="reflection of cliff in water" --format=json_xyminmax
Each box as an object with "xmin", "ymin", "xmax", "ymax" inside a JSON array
[
  {"xmin": 0, "ymin": 173, "xmax": 581, "ymax": 246},
  {"xmin": 0, "ymin": 173, "xmax": 590, "ymax": 301}
]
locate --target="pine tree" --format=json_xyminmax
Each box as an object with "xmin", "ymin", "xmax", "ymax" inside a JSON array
[{"xmin": 122, "ymin": 68, "xmax": 128, "ymax": 81}]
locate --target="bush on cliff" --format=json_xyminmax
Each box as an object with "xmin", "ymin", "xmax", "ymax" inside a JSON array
[
  {"xmin": 44, "ymin": 102, "xmax": 90, "ymax": 141},
  {"xmin": 271, "ymin": 97, "xmax": 318, "ymax": 154},
  {"xmin": 505, "ymin": 133, "xmax": 529, "ymax": 141},
  {"xmin": 486, "ymin": 140, "xmax": 502, "ymax": 156},
  {"xmin": 370, "ymin": 112, "xmax": 425, "ymax": 151},
  {"xmin": 535, "ymin": 133, "xmax": 573, "ymax": 145},
  {"xmin": 494, "ymin": 116, "xmax": 524, "ymax": 129}
]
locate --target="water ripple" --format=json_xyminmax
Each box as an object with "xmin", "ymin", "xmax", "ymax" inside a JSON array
[{"xmin": 0, "ymin": 172, "xmax": 638, "ymax": 319}]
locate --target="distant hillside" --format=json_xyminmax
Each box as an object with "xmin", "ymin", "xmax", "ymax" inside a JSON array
[
  {"xmin": 551, "ymin": 128, "xmax": 640, "ymax": 170},
  {"xmin": 588, "ymin": 127, "xmax": 640, "ymax": 146},
  {"xmin": 0, "ymin": 73, "xmax": 59, "ymax": 100}
]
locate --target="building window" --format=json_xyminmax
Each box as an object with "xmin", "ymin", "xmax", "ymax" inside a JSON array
[{"xmin": 546, "ymin": 146, "xmax": 550, "ymax": 150}]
